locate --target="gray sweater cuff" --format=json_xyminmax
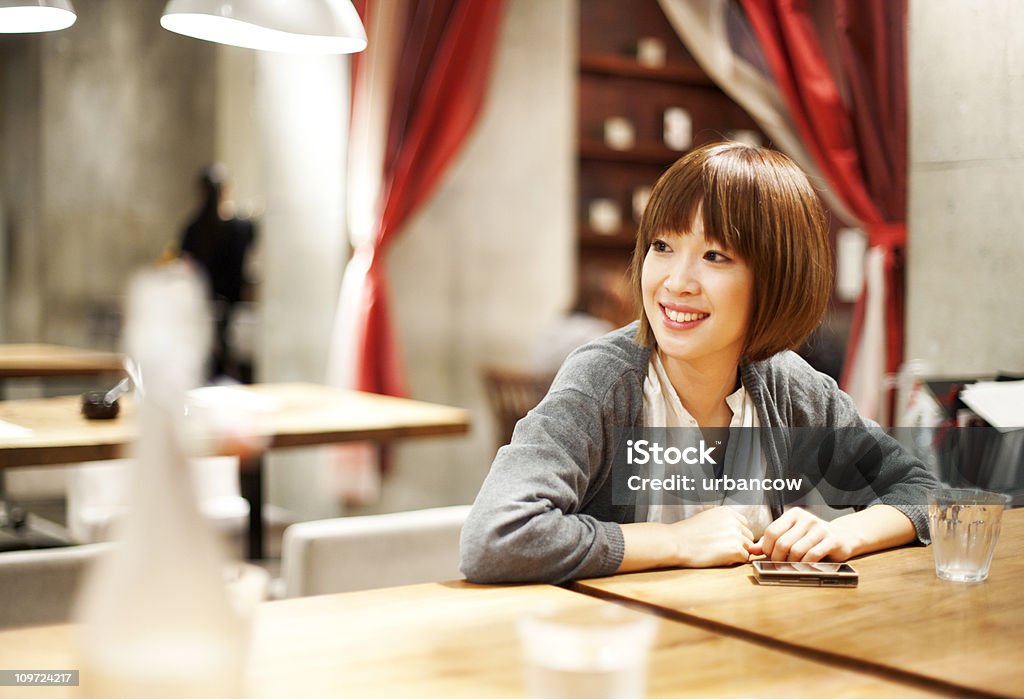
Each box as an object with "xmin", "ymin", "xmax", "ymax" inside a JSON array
[{"xmin": 597, "ymin": 520, "xmax": 626, "ymax": 577}]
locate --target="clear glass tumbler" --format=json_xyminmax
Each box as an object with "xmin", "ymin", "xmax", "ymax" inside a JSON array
[
  {"xmin": 927, "ymin": 488, "xmax": 1011, "ymax": 582},
  {"xmin": 517, "ymin": 604, "xmax": 657, "ymax": 699}
]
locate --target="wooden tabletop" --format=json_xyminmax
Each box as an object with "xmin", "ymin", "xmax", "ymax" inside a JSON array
[
  {"xmin": 0, "ymin": 383, "xmax": 470, "ymax": 469},
  {"xmin": 0, "ymin": 344, "xmax": 124, "ymax": 379},
  {"xmin": 0, "ymin": 581, "xmax": 944, "ymax": 698},
  {"xmin": 572, "ymin": 509, "xmax": 1024, "ymax": 698}
]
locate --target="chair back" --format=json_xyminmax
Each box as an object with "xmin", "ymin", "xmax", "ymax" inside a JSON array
[
  {"xmin": 281, "ymin": 505, "xmax": 471, "ymax": 597},
  {"xmin": 66, "ymin": 457, "xmax": 248, "ymax": 543},
  {"xmin": 481, "ymin": 366, "xmax": 554, "ymax": 449},
  {"xmin": 0, "ymin": 543, "xmax": 112, "ymax": 628}
]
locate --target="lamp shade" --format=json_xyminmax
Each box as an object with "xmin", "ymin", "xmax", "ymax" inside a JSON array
[
  {"xmin": 0, "ymin": 0, "xmax": 76, "ymax": 33},
  {"xmin": 160, "ymin": 0, "xmax": 366, "ymax": 54}
]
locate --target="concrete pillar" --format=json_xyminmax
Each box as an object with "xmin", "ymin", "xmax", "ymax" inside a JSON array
[
  {"xmin": 907, "ymin": 0, "xmax": 1024, "ymax": 375},
  {"xmin": 254, "ymin": 52, "xmax": 349, "ymax": 519}
]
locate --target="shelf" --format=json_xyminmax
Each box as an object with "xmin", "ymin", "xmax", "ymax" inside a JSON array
[
  {"xmin": 579, "ymin": 226, "xmax": 638, "ymax": 250},
  {"xmin": 579, "ymin": 139, "xmax": 685, "ymax": 166},
  {"xmin": 579, "ymin": 53, "xmax": 715, "ymax": 87}
]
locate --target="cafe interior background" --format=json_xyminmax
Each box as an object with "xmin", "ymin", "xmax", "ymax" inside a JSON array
[{"xmin": 0, "ymin": 0, "xmax": 1022, "ymax": 572}]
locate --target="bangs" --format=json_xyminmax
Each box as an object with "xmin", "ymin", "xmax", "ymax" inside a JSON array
[
  {"xmin": 639, "ymin": 168, "xmax": 703, "ymax": 245},
  {"xmin": 637, "ymin": 152, "xmax": 757, "ymax": 259}
]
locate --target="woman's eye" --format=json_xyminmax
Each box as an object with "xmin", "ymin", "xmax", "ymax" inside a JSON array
[
  {"xmin": 651, "ymin": 240, "xmax": 670, "ymax": 253},
  {"xmin": 704, "ymin": 250, "xmax": 730, "ymax": 262}
]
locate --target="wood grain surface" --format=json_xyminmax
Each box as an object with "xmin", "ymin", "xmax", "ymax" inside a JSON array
[
  {"xmin": 573, "ymin": 509, "xmax": 1024, "ymax": 698},
  {"xmin": 0, "ymin": 383, "xmax": 470, "ymax": 468},
  {"xmin": 0, "ymin": 344, "xmax": 124, "ymax": 379},
  {"xmin": 0, "ymin": 581, "xmax": 946, "ymax": 698}
]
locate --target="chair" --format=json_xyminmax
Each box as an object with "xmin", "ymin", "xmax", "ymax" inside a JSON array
[
  {"xmin": 65, "ymin": 456, "xmax": 249, "ymax": 544},
  {"xmin": 0, "ymin": 543, "xmax": 112, "ymax": 628},
  {"xmin": 280, "ymin": 505, "xmax": 472, "ymax": 598},
  {"xmin": 481, "ymin": 366, "xmax": 554, "ymax": 450}
]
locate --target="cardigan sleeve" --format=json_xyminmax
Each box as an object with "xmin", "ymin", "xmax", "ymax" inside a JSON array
[
  {"xmin": 459, "ymin": 340, "xmax": 647, "ymax": 585},
  {"xmin": 781, "ymin": 358, "xmax": 939, "ymax": 544}
]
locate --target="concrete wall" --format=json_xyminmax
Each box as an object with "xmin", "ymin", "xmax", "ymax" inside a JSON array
[
  {"xmin": 0, "ymin": 39, "xmax": 43, "ymax": 344},
  {"xmin": 378, "ymin": 0, "xmax": 576, "ymax": 511},
  {"xmin": 907, "ymin": 0, "xmax": 1024, "ymax": 375},
  {"xmin": 215, "ymin": 47, "xmax": 263, "ymax": 219},
  {"xmin": 0, "ymin": 0, "xmax": 216, "ymax": 350}
]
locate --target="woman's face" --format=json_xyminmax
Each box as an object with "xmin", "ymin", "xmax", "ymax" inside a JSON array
[{"xmin": 640, "ymin": 216, "xmax": 754, "ymax": 376}]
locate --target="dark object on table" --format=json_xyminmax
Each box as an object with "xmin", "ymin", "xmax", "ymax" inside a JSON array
[{"xmin": 81, "ymin": 391, "xmax": 120, "ymax": 420}]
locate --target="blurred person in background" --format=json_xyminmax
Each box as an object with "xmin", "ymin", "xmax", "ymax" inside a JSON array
[
  {"xmin": 531, "ymin": 267, "xmax": 635, "ymax": 373},
  {"xmin": 178, "ymin": 164, "xmax": 256, "ymax": 382}
]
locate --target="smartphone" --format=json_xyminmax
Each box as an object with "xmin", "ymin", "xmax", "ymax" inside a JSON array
[{"xmin": 752, "ymin": 560, "xmax": 859, "ymax": 587}]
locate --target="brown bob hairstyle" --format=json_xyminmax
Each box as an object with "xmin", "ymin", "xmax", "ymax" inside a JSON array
[{"xmin": 630, "ymin": 142, "xmax": 832, "ymax": 362}]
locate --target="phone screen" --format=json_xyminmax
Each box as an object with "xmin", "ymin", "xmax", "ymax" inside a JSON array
[{"xmin": 755, "ymin": 561, "xmax": 856, "ymax": 575}]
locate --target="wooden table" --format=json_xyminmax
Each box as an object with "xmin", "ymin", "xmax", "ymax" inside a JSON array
[
  {"xmin": 0, "ymin": 581, "xmax": 944, "ymax": 698},
  {"xmin": 572, "ymin": 509, "xmax": 1024, "ymax": 698},
  {"xmin": 0, "ymin": 344, "xmax": 125, "ymax": 543},
  {"xmin": 0, "ymin": 344, "xmax": 123, "ymax": 380},
  {"xmin": 0, "ymin": 383, "xmax": 470, "ymax": 558}
]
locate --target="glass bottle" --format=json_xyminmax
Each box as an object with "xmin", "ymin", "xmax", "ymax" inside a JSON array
[{"xmin": 75, "ymin": 265, "xmax": 245, "ymax": 698}]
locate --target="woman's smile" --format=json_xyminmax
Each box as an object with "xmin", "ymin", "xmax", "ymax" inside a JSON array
[{"xmin": 660, "ymin": 303, "xmax": 710, "ymax": 327}]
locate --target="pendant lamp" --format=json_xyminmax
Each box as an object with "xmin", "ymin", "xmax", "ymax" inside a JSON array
[
  {"xmin": 160, "ymin": 0, "xmax": 366, "ymax": 54},
  {"xmin": 0, "ymin": 0, "xmax": 76, "ymax": 33}
]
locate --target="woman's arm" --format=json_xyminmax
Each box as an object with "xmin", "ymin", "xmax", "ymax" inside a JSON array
[
  {"xmin": 460, "ymin": 363, "xmax": 639, "ymax": 584},
  {"xmin": 774, "ymin": 353, "xmax": 940, "ymax": 544}
]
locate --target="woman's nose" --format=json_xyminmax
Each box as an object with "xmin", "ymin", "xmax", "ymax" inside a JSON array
[{"xmin": 663, "ymin": 257, "xmax": 700, "ymax": 295}]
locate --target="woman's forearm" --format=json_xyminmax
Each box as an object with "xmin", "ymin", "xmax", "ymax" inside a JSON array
[
  {"xmin": 830, "ymin": 504, "xmax": 917, "ymax": 557},
  {"xmin": 618, "ymin": 522, "xmax": 682, "ymax": 573}
]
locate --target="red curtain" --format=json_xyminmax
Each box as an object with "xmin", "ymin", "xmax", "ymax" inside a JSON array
[
  {"xmin": 740, "ymin": 0, "xmax": 908, "ymax": 393},
  {"xmin": 350, "ymin": 0, "xmax": 506, "ymax": 397}
]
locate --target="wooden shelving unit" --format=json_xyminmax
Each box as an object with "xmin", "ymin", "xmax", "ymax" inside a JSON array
[
  {"xmin": 578, "ymin": 139, "xmax": 686, "ymax": 165},
  {"xmin": 579, "ymin": 53, "xmax": 715, "ymax": 86},
  {"xmin": 579, "ymin": 226, "xmax": 638, "ymax": 250}
]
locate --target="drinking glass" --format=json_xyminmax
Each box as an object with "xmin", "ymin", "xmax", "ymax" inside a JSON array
[
  {"xmin": 927, "ymin": 488, "xmax": 1010, "ymax": 582},
  {"xmin": 517, "ymin": 604, "xmax": 657, "ymax": 699}
]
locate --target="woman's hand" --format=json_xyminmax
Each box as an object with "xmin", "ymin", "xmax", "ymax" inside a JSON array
[
  {"xmin": 619, "ymin": 505, "xmax": 916, "ymax": 574},
  {"xmin": 748, "ymin": 507, "xmax": 859, "ymax": 563},
  {"xmin": 618, "ymin": 506, "xmax": 753, "ymax": 573},
  {"xmin": 670, "ymin": 506, "xmax": 754, "ymax": 567}
]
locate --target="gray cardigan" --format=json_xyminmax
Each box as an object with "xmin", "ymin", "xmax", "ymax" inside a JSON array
[{"xmin": 460, "ymin": 323, "xmax": 938, "ymax": 584}]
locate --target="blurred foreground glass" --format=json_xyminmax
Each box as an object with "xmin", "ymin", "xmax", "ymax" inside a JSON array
[
  {"xmin": 517, "ymin": 605, "xmax": 657, "ymax": 699},
  {"xmin": 75, "ymin": 265, "xmax": 246, "ymax": 698},
  {"xmin": 224, "ymin": 562, "xmax": 270, "ymax": 616},
  {"xmin": 927, "ymin": 488, "xmax": 1010, "ymax": 583}
]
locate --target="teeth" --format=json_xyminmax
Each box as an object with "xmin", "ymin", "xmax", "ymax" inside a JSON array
[{"xmin": 664, "ymin": 308, "xmax": 708, "ymax": 323}]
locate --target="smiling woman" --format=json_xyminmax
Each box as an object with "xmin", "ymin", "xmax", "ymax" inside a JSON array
[{"xmin": 460, "ymin": 142, "xmax": 939, "ymax": 585}]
